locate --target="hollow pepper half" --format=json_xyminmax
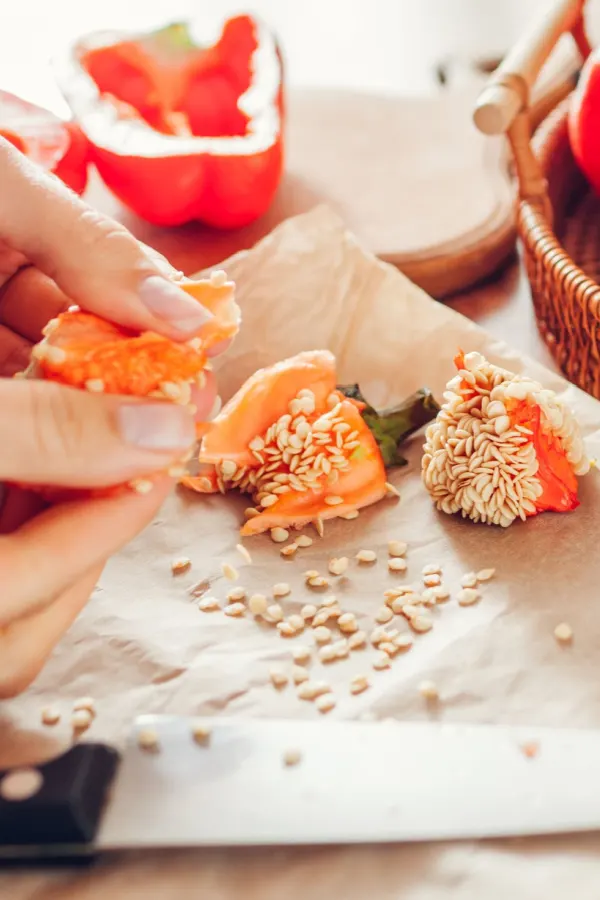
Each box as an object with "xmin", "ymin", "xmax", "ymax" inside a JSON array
[
  {"xmin": 0, "ymin": 90, "xmax": 88, "ymax": 194},
  {"xmin": 56, "ymin": 15, "xmax": 284, "ymax": 228}
]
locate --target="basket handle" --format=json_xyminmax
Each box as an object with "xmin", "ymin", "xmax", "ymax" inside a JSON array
[{"xmin": 473, "ymin": 0, "xmax": 592, "ymax": 205}]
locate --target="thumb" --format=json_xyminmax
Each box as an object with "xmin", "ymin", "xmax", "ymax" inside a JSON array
[
  {"xmin": 0, "ymin": 139, "xmax": 212, "ymax": 339},
  {"xmin": 0, "ymin": 379, "xmax": 196, "ymax": 487}
]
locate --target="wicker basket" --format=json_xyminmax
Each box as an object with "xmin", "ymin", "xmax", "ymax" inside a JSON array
[{"xmin": 474, "ymin": 0, "xmax": 600, "ymax": 397}]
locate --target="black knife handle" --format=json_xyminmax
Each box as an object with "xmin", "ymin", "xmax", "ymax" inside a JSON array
[{"xmin": 0, "ymin": 743, "xmax": 120, "ymax": 849}]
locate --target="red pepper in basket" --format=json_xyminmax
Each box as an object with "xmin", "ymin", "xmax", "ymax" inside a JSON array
[
  {"xmin": 56, "ymin": 16, "xmax": 284, "ymax": 228},
  {"xmin": 0, "ymin": 90, "xmax": 88, "ymax": 194}
]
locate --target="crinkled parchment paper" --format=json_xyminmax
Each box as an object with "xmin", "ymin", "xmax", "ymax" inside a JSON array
[{"xmin": 5, "ymin": 206, "xmax": 600, "ymax": 899}]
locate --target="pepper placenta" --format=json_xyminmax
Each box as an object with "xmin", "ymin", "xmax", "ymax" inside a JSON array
[
  {"xmin": 181, "ymin": 350, "xmax": 439, "ymax": 535},
  {"xmin": 0, "ymin": 90, "xmax": 88, "ymax": 194},
  {"xmin": 57, "ymin": 15, "xmax": 284, "ymax": 228}
]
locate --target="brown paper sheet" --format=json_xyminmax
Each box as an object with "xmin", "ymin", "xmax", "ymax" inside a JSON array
[{"xmin": 5, "ymin": 205, "xmax": 600, "ymax": 898}]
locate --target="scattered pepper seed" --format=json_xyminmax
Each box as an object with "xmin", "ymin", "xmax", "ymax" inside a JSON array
[
  {"xmin": 224, "ymin": 602, "xmax": 245, "ymax": 617},
  {"xmin": 401, "ymin": 603, "xmax": 422, "ymax": 619},
  {"xmin": 312, "ymin": 610, "xmax": 331, "ymax": 627},
  {"xmin": 301, "ymin": 604, "xmax": 317, "ymax": 620},
  {"xmin": 388, "ymin": 558, "xmax": 407, "ymax": 573},
  {"xmin": 41, "ymin": 705, "xmax": 61, "ymax": 726},
  {"xmin": 341, "ymin": 510, "xmax": 359, "ymax": 520},
  {"xmin": 273, "ymin": 582, "xmax": 291, "ymax": 598},
  {"xmin": 249, "ymin": 593, "xmax": 268, "ymax": 616},
  {"xmin": 71, "ymin": 709, "xmax": 93, "ymax": 731},
  {"xmin": 316, "ymin": 693, "xmax": 336, "ymax": 713},
  {"xmin": 138, "ymin": 728, "xmax": 160, "ymax": 752},
  {"xmin": 304, "ymin": 569, "xmax": 320, "ymax": 580},
  {"xmin": 333, "ymin": 639, "xmax": 349, "ymax": 659},
  {"xmin": 419, "ymin": 680, "xmax": 439, "ymax": 701},
  {"xmin": 269, "ymin": 668, "xmax": 289, "ymax": 688},
  {"xmin": 198, "ymin": 596, "xmax": 220, "ymax": 612},
  {"xmin": 328, "ymin": 556, "xmax": 349, "ymax": 576},
  {"xmin": 356, "ymin": 549, "xmax": 377, "ymax": 563},
  {"xmin": 314, "ymin": 517, "xmax": 325, "ymax": 537},
  {"xmin": 320, "ymin": 595, "xmax": 339, "ymax": 608},
  {"xmin": 296, "ymin": 535, "xmax": 313, "ymax": 548},
  {"xmin": 460, "ymin": 572, "xmax": 478, "ymax": 588},
  {"xmin": 348, "ymin": 630, "xmax": 367, "ymax": 650},
  {"xmin": 376, "ymin": 607, "xmax": 393, "ymax": 624},
  {"xmin": 288, "ymin": 614, "xmax": 305, "ymax": 632},
  {"xmin": 423, "ymin": 574, "xmax": 441, "ymax": 587},
  {"xmin": 457, "ymin": 588, "xmax": 480, "ymax": 607},
  {"xmin": 73, "ymin": 697, "xmax": 95, "ymax": 716},
  {"xmin": 393, "ymin": 633, "xmax": 414, "ymax": 651},
  {"xmin": 476, "ymin": 568, "xmax": 496, "ymax": 582},
  {"xmin": 422, "ymin": 564, "xmax": 441, "ymax": 576},
  {"xmin": 379, "ymin": 641, "xmax": 398, "ymax": 657},
  {"xmin": 245, "ymin": 507, "xmax": 260, "ymax": 519},
  {"xmin": 280, "ymin": 543, "xmax": 298, "ymax": 558},
  {"xmin": 283, "ymin": 749, "xmax": 302, "ymax": 767},
  {"xmin": 236, "ymin": 544, "xmax": 253, "ymax": 565},
  {"xmin": 308, "ymin": 576, "xmax": 329, "ymax": 589},
  {"xmin": 191, "ymin": 723, "xmax": 211, "ymax": 745},
  {"xmin": 227, "ymin": 587, "xmax": 246, "ymax": 602},
  {"xmin": 338, "ymin": 613, "xmax": 358, "ymax": 634},
  {"xmin": 298, "ymin": 680, "xmax": 330, "ymax": 700},
  {"xmin": 411, "ymin": 614, "xmax": 433, "ymax": 633},
  {"xmin": 267, "ymin": 603, "xmax": 284, "ymax": 623},
  {"xmin": 388, "ymin": 540, "xmax": 407, "ymax": 558},
  {"xmin": 277, "ymin": 622, "xmax": 297, "ymax": 637},
  {"xmin": 271, "ymin": 527, "xmax": 290, "ymax": 544},
  {"xmin": 384, "ymin": 588, "xmax": 404, "ymax": 602},
  {"xmin": 373, "ymin": 652, "xmax": 391, "ymax": 670},
  {"xmin": 293, "ymin": 646, "xmax": 312, "ymax": 664},
  {"xmin": 350, "ymin": 675, "xmax": 370, "ymax": 695},
  {"xmin": 313, "ymin": 625, "xmax": 332, "ymax": 644},
  {"xmin": 385, "ymin": 482, "xmax": 401, "ymax": 498},
  {"xmin": 554, "ymin": 622, "xmax": 573, "ymax": 643},
  {"xmin": 318, "ymin": 645, "xmax": 337, "ymax": 663},
  {"xmin": 424, "ymin": 586, "xmax": 450, "ymax": 603},
  {"xmin": 171, "ymin": 557, "xmax": 191, "ymax": 575},
  {"xmin": 222, "ymin": 562, "xmax": 239, "ymax": 581},
  {"xmin": 292, "ymin": 665, "xmax": 310, "ymax": 684}
]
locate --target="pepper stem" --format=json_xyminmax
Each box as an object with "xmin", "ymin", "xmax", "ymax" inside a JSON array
[{"xmin": 338, "ymin": 385, "xmax": 440, "ymax": 467}]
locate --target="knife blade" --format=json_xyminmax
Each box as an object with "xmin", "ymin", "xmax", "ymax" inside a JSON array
[{"xmin": 1, "ymin": 716, "xmax": 599, "ymax": 858}]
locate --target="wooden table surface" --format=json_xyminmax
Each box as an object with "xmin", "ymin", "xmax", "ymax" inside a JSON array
[{"xmin": 1, "ymin": 0, "xmax": 595, "ymax": 894}]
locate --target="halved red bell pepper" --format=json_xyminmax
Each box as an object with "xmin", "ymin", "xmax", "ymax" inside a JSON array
[
  {"xmin": 56, "ymin": 15, "xmax": 284, "ymax": 229},
  {"xmin": 0, "ymin": 90, "xmax": 89, "ymax": 194}
]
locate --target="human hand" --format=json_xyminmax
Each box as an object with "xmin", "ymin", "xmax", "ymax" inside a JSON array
[{"xmin": 0, "ymin": 138, "xmax": 221, "ymax": 697}]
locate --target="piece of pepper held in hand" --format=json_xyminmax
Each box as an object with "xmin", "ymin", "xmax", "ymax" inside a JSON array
[
  {"xmin": 56, "ymin": 15, "xmax": 284, "ymax": 228},
  {"xmin": 181, "ymin": 350, "xmax": 439, "ymax": 535},
  {"xmin": 19, "ymin": 270, "xmax": 240, "ymax": 498},
  {"xmin": 422, "ymin": 350, "xmax": 590, "ymax": 527}
]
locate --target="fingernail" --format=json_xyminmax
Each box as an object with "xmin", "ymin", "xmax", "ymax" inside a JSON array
[
  {"xmin": 117, "ymin": 404, "xmax": 196, "ymax": 451},
  {"xmin": 139, "ymin": 276, "xmax": 213, "ymax": 333}
]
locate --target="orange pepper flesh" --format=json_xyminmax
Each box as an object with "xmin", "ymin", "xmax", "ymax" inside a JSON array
[
  {"xmin": 17, "ymin": 276, "xmax": 238, "ymax": 499},
  {"xmin": 182, "ymin": 350, "xmax": 389, "ymax": 535}
]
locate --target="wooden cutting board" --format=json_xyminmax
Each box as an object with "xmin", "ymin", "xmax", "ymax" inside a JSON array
[
  {"xmin": 101, "ymin": 55, "xmax": 577, "ymax": 297},
  {"xmin": 280, "ymin": 86, "xmax": 515, "ymax": 298}
]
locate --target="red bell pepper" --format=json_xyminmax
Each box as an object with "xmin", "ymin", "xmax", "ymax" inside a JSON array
[
  {"xmin": 56, "ymin": 15, "xmax": 284, "ymax": 229},
  {"xmin": 0, "ymin": 90, "xmax": 89, "ymax": 194}
]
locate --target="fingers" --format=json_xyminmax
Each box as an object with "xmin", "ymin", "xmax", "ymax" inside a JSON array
[
  {"xmin": 0, "ymin": 139, "xmax": 213, "ymax": 340},
  {"xmin": 0, "ymin": 324, "xmax": 31, "ymax": 376},
  {"xmin": 0, "ymin": 476, "xmax": 171, "ymax": 628},
  {"xmin": 0, "ymin": 266, "xmax": 67, "ymax": 342},
  {"xmin": 0, "ymin": 379, "xmax": 198, "ymax": 486},
  {"xmin": 0, "ymin": 566, "xmax": 102, "ymax": 699}
]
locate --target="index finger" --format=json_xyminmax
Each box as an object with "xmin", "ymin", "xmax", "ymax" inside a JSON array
[{"xmin": 0, "ymin": 138, "xmax": 213, "ymax": 340}]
